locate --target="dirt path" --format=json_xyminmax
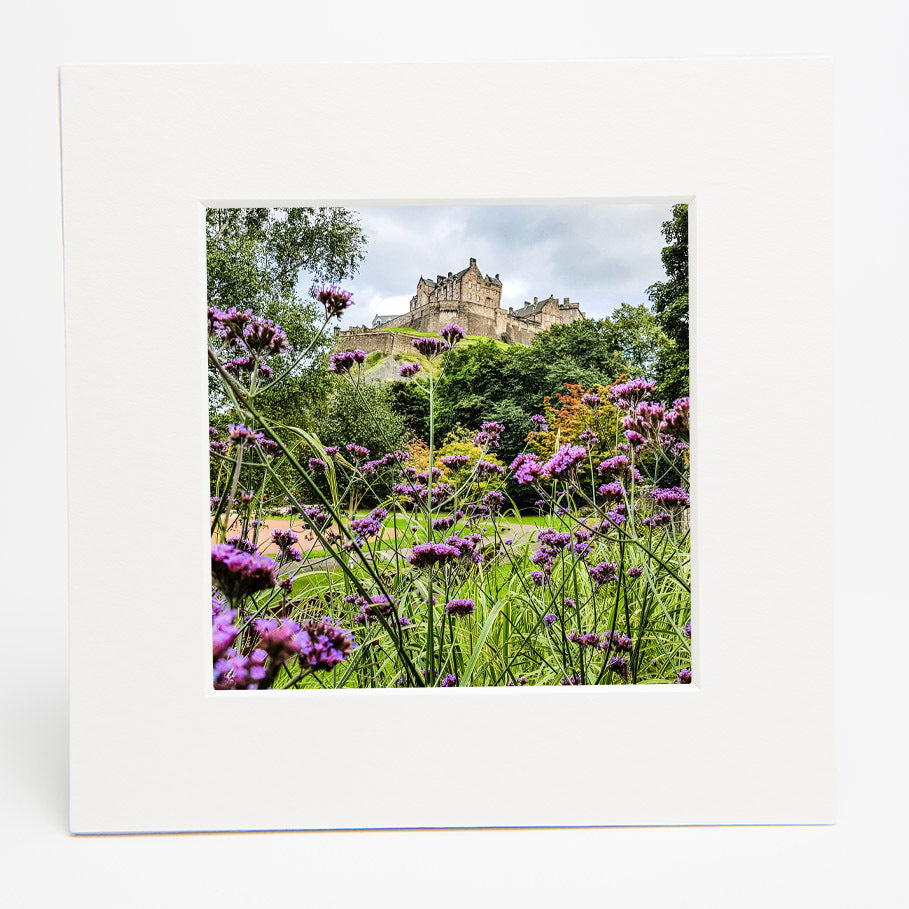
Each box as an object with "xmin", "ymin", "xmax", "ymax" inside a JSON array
[{"xmin": 213, "ymin": 514, "xmax": 540, "ymax": 559}]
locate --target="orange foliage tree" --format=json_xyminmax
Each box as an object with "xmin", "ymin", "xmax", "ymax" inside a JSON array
[{"xmin": 527, "ymin": 381, "xmax": 623, "ymax": 467}]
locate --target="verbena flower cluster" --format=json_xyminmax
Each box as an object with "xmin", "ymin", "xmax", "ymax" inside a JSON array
[{"xmin": 329, "ymin": 349, "xmax": 367, "ymax": 374}]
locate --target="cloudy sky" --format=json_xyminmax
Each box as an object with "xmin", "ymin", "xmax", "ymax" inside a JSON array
[{"xmin": 303, "ymin": 202, "xmax": 682, "ymax": 329}]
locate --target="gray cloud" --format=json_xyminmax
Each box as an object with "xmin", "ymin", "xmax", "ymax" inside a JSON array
[{"xmin": 301, "ymin": 202, "xmax": 680, "ymax": 329}]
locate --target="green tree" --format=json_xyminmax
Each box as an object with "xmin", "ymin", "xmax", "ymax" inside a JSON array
[
  {"xmin": 385, "ymin": 380, "xmax": 432, "ymax": 441},
  {"xmin": 647, "ymin": 203, "xmax": 689, "ymax": 401},
  {"xmin": 605, "ymin": 303, "xmax": 671, "ymax": 378},
  {"xmin": 511, "ymin": 318, "xmax": 628, "ymax": 405},
  {"xmin": 315, "ymin": 377, "xmax": 408, "ymax": 460},
  {"xmin": 207, "ymin": 207, "xmax": 367, "ymax": 430}
]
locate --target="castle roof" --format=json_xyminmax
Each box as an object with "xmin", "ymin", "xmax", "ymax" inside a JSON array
[
  {"xmin": 512, "ymin": 295, "xmax": 558, "ymax": 318},
  {"xmin": 372, "ymin": 313, "xmax": 403, "ymax": 327}
]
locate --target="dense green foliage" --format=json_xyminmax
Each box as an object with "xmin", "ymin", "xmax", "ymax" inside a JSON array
[
  {"xmin": 398, "ymin": 312, "xmax": 669, "ymax": 464},
  {"xmin": 646, "ymin": 203, "xmax": 689, "ymax": 401},
  {"xmin": 315, "ymin": 376, "xmax": 408, "ymax": 457},
  {"xmin": 207, "ymin": 207, "xmax": 367, "ymax": 431}
]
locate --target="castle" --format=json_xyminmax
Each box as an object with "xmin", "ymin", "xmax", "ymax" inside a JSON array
[{"xmin": 334, "ymin": 258, "xmax": 585, "ymax": 355}]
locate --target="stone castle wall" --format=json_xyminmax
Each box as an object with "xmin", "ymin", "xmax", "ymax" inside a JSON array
[
  {"xmin": 335, "ymin": 258, "xmax": 585, "ymax": 354},
  {"xmin": 334, "ymin": 329, "xmax": 418, "ymax": 358}
]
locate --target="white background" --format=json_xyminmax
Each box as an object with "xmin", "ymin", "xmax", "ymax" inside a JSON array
[{"xmin": 2, "ymin": 1, "xmax": 907, "ymax": 907}]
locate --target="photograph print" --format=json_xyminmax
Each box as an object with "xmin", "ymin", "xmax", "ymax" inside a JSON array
[{"xmin": 208, "ymin": 202, "xmax": 691, "ymax": 690}]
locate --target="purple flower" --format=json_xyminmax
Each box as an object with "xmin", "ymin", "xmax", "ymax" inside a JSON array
[
  {"xmin": 254, "ymin": 617, "xmax": 304, "ymax": 665},
  {"xmin": 353, "ymin": 594, "xmax": 397, "ymax": 623},
  {"xmin": 567, "ymin": 630, "xmax": 601, "ymax": 647},
  {"xmin": 329, "ymin": 349, "xmax": 367, "ymax": 374},
  {"xmin": 345, "ymin": 443, "xmax": 370, "ymax": 460},
  {"xmin": 315, "ymin": 284, "xmax": 354, "ymax": 319},
  {"xmin": 209, "ymin": 440, "xmax": 229, "ymax": 455},
  {"xmin": 407, "ymin": 542, "xmax": 462, "ymax": 568},
  {"xmin": 443, "ymin": 535, "xmax": 484, "ymax": 563},
  {"xmin": 597, "ymin": 455, "xmax": 630, "ymax": 478},
  {"xmin": 581, "ymin": 392, "xmax": 601, "ymax": 407},
  {"xmin": 228, "ymin": 423, "xmax": 257, "ymax": 443},
  {"xmin": 536, "ymin": 527, "xmax": 572, "ymax": 550},
  {"xmin": 439, "ymin": 323, "xmax": 466, "ymax": 345},
  {"xmin": 482, "ymin": 490, "xmax": 505, "ymax": 511},
  {"xmin": 542, "ymin": 612, "xmax": 557, "ymax": 626},
  {"xmin": 506, "ymin": 677, "xmax": 529, "ymax": 686},
  {"xmin": 588, "ymin": 561, "xmax": 619, "ymax": 586},
  {"xmin": 627, "ymin": 566, "xmax": 644, "ymax": 580},
  {"xmin": 608, "ymin": 656, "xmax": 630, "ymax": 680},
  {"xmin": 510, "ymin": 452, "xmax": 544, "ymax": 485},
  {"xmin": 431, "ymin": 515, "xmax": 457, "ymax": 531},
  {"xmin": 475, "ymin": 459, "xmax": 505, "ymax": 478},
  {"xmin": 559, "ymin": 674, "xmax": 583, "ymax": 686},
  {"xmin": 650, "ymin": 486, "xmax": 690, "ymax": 508},
  {"xmin": 530, "ymin": 571, "xmax": 549, "ymax": 587},
  {"xmin": 564, "ymin": 597, "xmax": 576, "ymax": 609},
  {"xmin": 398, "ymin": 361, "xmax": 422, "ymax": 378},
  {"xmin": 212, "ymin": 605, "xmax": 238, "ymax": 661},
  {"xmin": 242, "ymin": 316, "xmax": 290, "ymax": 355},
  {"xmin": 642, "ymin": 512, "xmax": 671, "ymax": 527},
  {"xmin": 598, "ymin": 481, "xmax": 626, "ymax": 500},
  {"xmin": 542, "ymin": 443, "xmax": 587, "ymax": 478},
  {"xmin": 349, "ymin": 509, "xmax": 386, "ymax": 544},
  {"xmin": 211, "ymin": 544, "xmax": 278, "ymax": 600},
  {"xmin": 440, "ymin": 454, "xmax": 470, "ymax": 469},
  {"xmin": 443, "ymin": 598, "xmax": 476, "ymax": 618},
  {"xmin": 661, "ymin": 397, "xmax": 690, "ymax": 436},
  {"xmin": 211, "ymin": 307, "xmax": 253, "ymax": 345},
  {"xmin": 296, "ymin": 617, "xmax": 358, "ymax": 671},
  {"xmin": 609, "ymin": 377, "xmax": 657, "ymax": 409},
  {"xmin": 621, "ymin": 401, "xmax": 666, "ymax": 441},
  {"xmin": 623, "ymin": 430, "xmax": 647, "ymax": 447},
  {"xmin": 579, "ymin": 428, "xmax": 600, "ymax": 447},
  {"xmin": 300, "ymin": 504, "xmax": 331, "ymax": 528},
  {"xmin": 271, "ymin": 528, "xmax": 299, "ymax": 549},
  {"xmin": 440, "ymin": 673, "xmax": 458, "ymax": 687},
  {"xmin": 530, "ymin": 414, "xmax": 549, "ymax": 432},
  {"xmin": 601, "ymin": 632, "xmax": 633, "ymax": 653},
  {"xmin": 473, "ymin": 421, "xmax": 505, "ymax": 448},
  {"xmin": 308, "ymin": 457, "xmax": 328, "ymax": 472},
  {"xmin": 214, "ymin": 649, "xmax": 252, "ymax": 689},
  {"xmin": 677, "ymin": 668, "xmax": 692, "ymax": 684},
  {"xmin": 684, "ymin": 621, "xmax": 691, "ymax": 638},
  {"xmin": 223, "ymin": 355, "xmax": 255, "ymax": 374},
  {"xmin": 225, "ymin": 536, "xmax": 257, "ymax": 554},
  {"xmin": 412, "ymin": 336, "xmax": 450, "ymax": 358}
]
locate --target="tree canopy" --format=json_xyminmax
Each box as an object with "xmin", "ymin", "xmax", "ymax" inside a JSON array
[
  {"xmin": 646, "ymin": 203, "xmax": 689, "ymax": 401},
  {"xmin": 206, "ymin": 207, "xmax": 368, "ymax": 431}
]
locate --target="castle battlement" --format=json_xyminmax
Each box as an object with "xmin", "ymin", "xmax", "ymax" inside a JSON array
[{"xmin": 337, "ymin": 258, "xmax": 584, "ymax": 353}]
